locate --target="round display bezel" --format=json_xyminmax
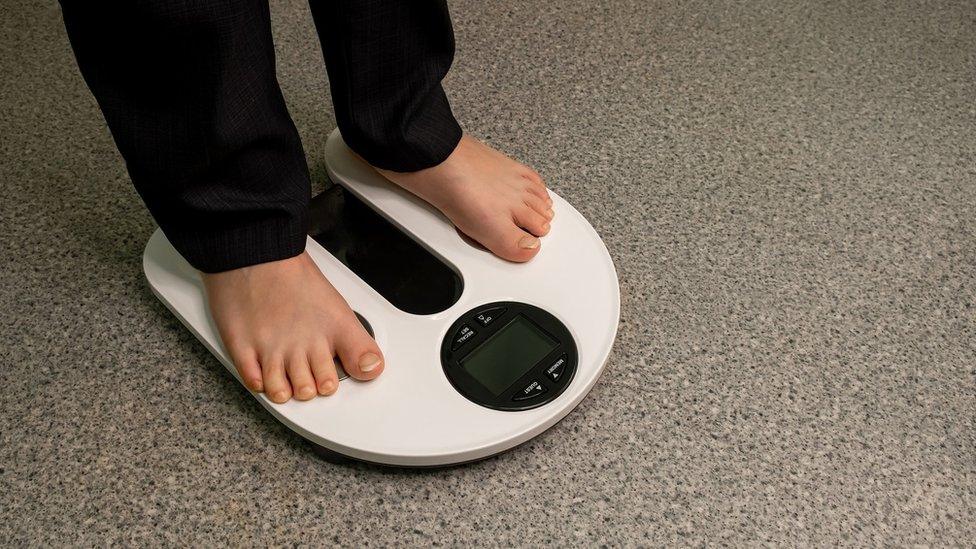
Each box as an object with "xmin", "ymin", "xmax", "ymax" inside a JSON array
[{"xmin": 440, "ymin": 301, "xmax": 578, "ymax": 411}]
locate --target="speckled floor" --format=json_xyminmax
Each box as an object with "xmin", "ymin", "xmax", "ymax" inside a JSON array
[{"xmin": 2, "ymin": 0, "xmax": 974, "ymax": 545}]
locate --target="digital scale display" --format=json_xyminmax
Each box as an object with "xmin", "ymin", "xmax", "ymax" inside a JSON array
[
  {"xmin": 441, "ymin": 302, "xmax": 578, "ymax": 411},
  {"xmin": 460, "ymin": 316, "xmax": 558, "ymax": 395}
]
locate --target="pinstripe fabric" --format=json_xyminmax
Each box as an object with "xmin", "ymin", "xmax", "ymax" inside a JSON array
[
  {"xmin": 59, "ymin": 0, "xmax": 462, "ymax": 273},
  {"xmin": 311, "ymin": 0, "xmax": 462, "ymax": 172}
]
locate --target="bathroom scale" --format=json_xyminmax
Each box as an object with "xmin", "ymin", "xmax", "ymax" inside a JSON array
[{"xmin": 143, "ymin": 129, "xmax": 620, "ymax": 466}]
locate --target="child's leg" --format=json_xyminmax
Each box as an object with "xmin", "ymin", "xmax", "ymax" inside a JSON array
[
  {"xmin": 60, "ymin": 0, "xmax": 383, "ymax": 402},
  {"xmin": 309, "ymin": 0, "xmax": 555, "ymax": 262}
]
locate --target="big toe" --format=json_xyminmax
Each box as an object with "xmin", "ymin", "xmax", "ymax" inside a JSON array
[
  {"xmin": 334, "ymin": 320, "xmax": 384, "ymax": 381},
  {"xmin": 481, "ymin": 222, "xmax": 541, "ymax": 263}
]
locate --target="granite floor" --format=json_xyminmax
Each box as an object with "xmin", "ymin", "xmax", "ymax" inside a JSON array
[{"xmin": 2, "ymin": 0, "xmax": 974, "ymax": 545}]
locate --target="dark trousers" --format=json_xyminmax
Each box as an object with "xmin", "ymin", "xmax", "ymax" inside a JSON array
[{"xmin": 60, "ymin": 0, "xmax": 462, "ymax": 272}]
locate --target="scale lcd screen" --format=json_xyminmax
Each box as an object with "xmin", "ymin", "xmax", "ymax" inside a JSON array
[{"xmin": 460, "ymin": 316, "xmax": 558, "ymax": 395}]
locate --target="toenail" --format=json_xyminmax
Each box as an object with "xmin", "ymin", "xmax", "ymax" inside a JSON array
[
  {"xmin": 359, "ymin": 353, "xmax": 382, "ymax": 372},
  {"xmin": 272, "ymin": 391, "xmax": 289, "ymax": 402},
  {"xmin": 298, "ymin": 386, "xmax": 315, "ymax": 399},
  {"xmin": 542, "ymin": 222, "xmax": 551, "ymax": 232},
  {"xmin": 321, "ymin": 380, "xmax": 337, "ymax": 394},
  {"xmin": 546, "ymin": 208, "xmax": 554, "ymax": 218},
  {"xmin": 519, "ymin": 236, "xmax": 540, "ymax": 249}
]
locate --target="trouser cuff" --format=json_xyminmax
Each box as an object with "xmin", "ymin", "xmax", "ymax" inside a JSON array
[{"xmin": 159, "ymin": 210, "xmax": 308, "ymax": 274}]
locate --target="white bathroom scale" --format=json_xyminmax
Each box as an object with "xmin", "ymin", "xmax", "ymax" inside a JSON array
[{"xmin": 143, "ymin": 129, "xmax": 620, "ymax": 467}]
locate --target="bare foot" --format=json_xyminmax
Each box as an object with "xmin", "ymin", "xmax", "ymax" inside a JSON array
[
  {"xmin": 202, "ymin": 251, "xmax": 384, "ymax": 403},
  {"xmin": 376, "ymin": 135, "xmax": 554, "ymax": 262}
]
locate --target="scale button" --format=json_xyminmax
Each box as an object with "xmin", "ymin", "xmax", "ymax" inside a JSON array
[
  {"xmin": 451, "ymin": 324, "xmax": 477, "ymax": 350},
  {"xmin": 512, "ymin": 379, "xmax": 547, "ymax": 401},
  {"xmin": 474, "ymin": 307, "xmax": 506, "ymax": 327},
  {"xmin": 545, "ymin": 354, "xmax": 568, "ymax": 382}
]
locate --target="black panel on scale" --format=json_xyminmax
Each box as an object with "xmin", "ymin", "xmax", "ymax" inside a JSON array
[
  {"xmin": 441, "ymin": 302, "xmax": 578, "ymax": 411},
  {"xmin": 309, "ymin": 184, "xmax": 463, "ymax": 315}
]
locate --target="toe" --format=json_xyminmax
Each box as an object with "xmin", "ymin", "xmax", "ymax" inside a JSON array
[
  {"xmin": 521, "ymin": 167, "xmax": 544, "ymax": 186},
  {"xmin": 522, "ymin": 177, "xmax": 550, "ymax": 203},
  {"xmin": 309, "ymin": 347, "xmax": 340, "ymax": 396},
  {"xmin": 227, "ymin": 345, "xmax": 263, "ymax": 392},
  {"xmin": 515, "ymin": 206, "xmax": 551, "ymax": 237},
  {"xmin": 262, "ymin": 356, "xmax": 292, "ymax": 403},
  {"xmin": 485, "ymin": 222, "xmax": 542, "ymax": 262},
  {"xmin": 286, "ymin": 353, "xmax": 318, "ymax": 401},
  {"xmin": 523, "ymin": 194, "xmax": 554, "ymax": 220},
  {"xmin": 334, "ymin": 318, "xmax": 384, "ymax": 381}
]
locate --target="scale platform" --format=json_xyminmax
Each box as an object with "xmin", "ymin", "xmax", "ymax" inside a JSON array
[{"xmin": 143, "ymin": 129, "xmax": 619, "ymax": 466}]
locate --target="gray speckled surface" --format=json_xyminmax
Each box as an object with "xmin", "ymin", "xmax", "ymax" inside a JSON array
[{"xmin": 2, "ymin": 0, "xmax": 974, "ymax": 545}]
